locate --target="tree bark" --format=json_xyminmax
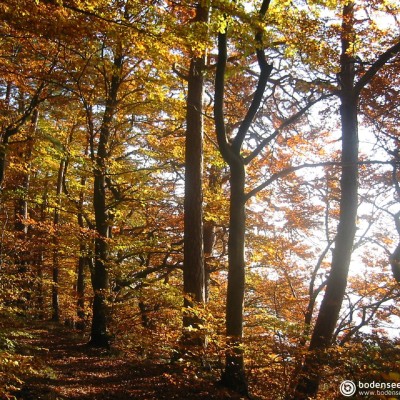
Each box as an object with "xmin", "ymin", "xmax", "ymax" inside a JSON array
[
  {"xmin": 203, "ymin": 220, "xmax": 215, "ymax": 302},
  {"xmin": 220, "ymin": 159, "xmax": 247, "ymax": 394},
  {"xmin": 88, "ymin": 53, "xmax": 122, "ymax": 348},
  {"xmin": 89, "ymin": 138, "xmax": 111, "ymax": 347},
  {"xmin": 182, "ymin": 2, "xmax": 209, "ymax": 345},
  {"xmin": 390, "ymin": 245, "xmax": 400, "ymax": 283},
  {"xmin": 89, "ymin": 136, "xmax": 111, "ymax": 347},
  {"xmin": 203, "ymin": 166, "xmax": 220, "ymax": 301}
]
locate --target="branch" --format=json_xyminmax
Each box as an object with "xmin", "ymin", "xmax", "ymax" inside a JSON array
[
  {"xmin": 245, "ymin": 159, "xmax": 396, "ymax": 201},
  {"xmin": 232, "ymin": 0, "xmax": 273, "ymax": 152},
  {"xmin": 3, "ymin": 82, "xmax": 46, "ymax": 141},
  {"xmin": 43, "ymin": 0, "xmax": 145, "ymax": 32},
  {"xmin": 172, "ymin": 63, "xmax": 189, "ymax": 81},
  {"xmin": 309, "ymin": 239, "xmax": 334, "ymax": 299},
  {"xmin": 244, "ymin": 93, "xmax": 335, "ymax": 165},
  {"xmin": 338, "ymin": 287, "xmax": 397, "ymax": 345},
  {"xmin": 231, "ymin": 52, "xmax": 272, "ymax": 152},
  {"xmin": 214, "ymin": 0, "xmax": 273, "ymax": 164},
  {"xmin": 62, "ymin": 159, "xmax": 94, "ymax": 230},
  {"xmin": 214, "ymin": 30, "xmax": 234, "ymax": 164},
  {"xmin": 354, "ymin": 39, "xmax": 400, "ymax": 95},
  {"xmin": 245, "ymin": 162, "xmax": 338, "ymax": 201}
]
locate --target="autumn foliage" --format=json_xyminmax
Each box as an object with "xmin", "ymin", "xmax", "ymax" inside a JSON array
[{"xmin": 0, "ymin": 0, "xmax": 400, "ymax": 399}]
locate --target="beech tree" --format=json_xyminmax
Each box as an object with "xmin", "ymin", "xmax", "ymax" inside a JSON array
[
  {"xmin": 214, "ymin": 0, "xmax": 273, "ymax": 392},
  {"xmin": 291, "ymin": 1, "xmax": 400, "ymax": 397},
  {"xmin": 182, "ymin": 1, "xmax": 209, "ymax": 344}
]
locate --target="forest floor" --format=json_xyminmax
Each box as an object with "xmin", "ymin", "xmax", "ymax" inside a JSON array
[{"xmin": 8, "ymin": 320, "xmax": 247, "ymax": 400}]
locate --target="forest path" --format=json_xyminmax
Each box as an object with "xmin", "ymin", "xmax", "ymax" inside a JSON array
[{"xmin": 13, "ymin": 321, "xmax": 243, "ymax": 400}]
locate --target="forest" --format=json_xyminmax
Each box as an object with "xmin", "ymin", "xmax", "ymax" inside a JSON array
[{"xmin": 0, "ymin": 0, "xmax": 400, "ymax": 398}]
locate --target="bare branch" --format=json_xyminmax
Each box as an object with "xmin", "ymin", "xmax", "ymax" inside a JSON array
[
  {"xmin": 354, "ymin": 39, "xmax": 400, "ymax": 95},
  {"xmin": 244, "ymin": 93, "xmax": 335, "ymax": 165},
  {"xmin": 245, "ymin": 160, "xmax": 396, "ymax": 201}
]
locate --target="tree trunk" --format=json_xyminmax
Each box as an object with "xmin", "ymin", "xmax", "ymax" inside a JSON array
[
  {"xmin": 89, "ymin": 148, "xmax": 110, "ymax": 347},
  {"xmin": 75, "ymin": 143, "xmax": 90, "ymax": 330},
  {"xmin": 35, "ymin": 173, "xmax": 49, "ymax": 319},
  {"xmin": 203, "ymin": 220, "xmax": 215, "ymax": 302},
  {"xmin": 389, "ymin": 177, "xmax": 400, "ymax": 283},
  {"xmin": 203, "ymin": 166, "xmax": 220, "ymax": 302},
  {"xmin": 89, "ymin": 162, "xmax": 110, "ymax": 347},
  {"xmin": 221, "ymin": 160, "xmax": 247, "ymax": 395},
  {"xmin": 293, "ymin": 4, "xmax": 358, "ymax": 397},
  {"xmin": 14, "ymin": 110, "xmax": 37, "ymax": 271},
  {"xmin": 0, "ymin": 81, "xmax": 12, "ymax": 185},
  {"xmin": 76, "ymin": 243, "xmax": 87, "ymax": 330},
  {"xmin": 213, "ymin": 1, "xmax": 272, "ymax": 394},
  {"xmin": 182, "ymin": 2, "xmax": 209, "ymax": 345},
  {"xmin": 14, "ymin": 165, "xmax": 30, "ymax": 273},
  {"xmin": 76, "ymin": 204, "xmax": 88, "ymax": 330},
  {"xmin": 14, "ymin": 109, "xmax": 37, "ymax": 311},
  {"xmin": 51, "ymin": 158, "xmax": 65, "ymax": 322},
  {"xmin": 88, "ymin": 53, "xmax": 122, "ymax": 348}
]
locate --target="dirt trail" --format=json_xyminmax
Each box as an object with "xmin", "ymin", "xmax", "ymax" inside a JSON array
[{"xmin": 13, "ymin": 323, "xmax": 243, "ymax": 400}]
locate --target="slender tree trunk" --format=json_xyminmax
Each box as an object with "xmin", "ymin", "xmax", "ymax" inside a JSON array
[
  {"xmin": 203, "ymin": 220, "xmax": 215, "ymax": 302},
  {"xmin": 70, "ymin": 141, "xmax": 90, "ymax": 330},
  {"xmin": 14, "ymin": 109, "xmax": 37, "ymax": 311},
  {"xmin": 203, "ymin": 166, "xmax": 220, "ymax": 302},
  {"xmin": 14, "ymin": 110, "xmax": 37, "ymax": 271},
  {"xmin": 89, "ymin": 147, "xmax": 110, "ymax": 347},
  {"xmin": 36, "ymin": 251, "xmax": 44, "ymax": 319},
  {"xmin": 182, "ymin": 2, "xmax": 209, "ymax": 345},
  {"xmin": 293, "ymin": 4, "xmax": 358, "ymax": 398},
  {"xmin": 0, "ymin": 79, "xmax": 12, "ymax": 188},
  {"xmin": 14, "ymin": 167, "xmax": 30, "ymax": 273},
  {"xmin": 76, "ymin": 187, "xmax": 87, "ymax": 330},
  {"xmin": 36, "ymin": 173, "xmax": 49, "ymax": 318},
  {"xmin": 0, "ymin": 133, "xmax": 11, "ymax": 189},
  {"xmin": 76, "ymin": 242, "xmax": 87, "ymax": 330},
  {"xmin": 389, "ymin": 168, "xmax": 400, "ymax": 283},
  {"xmin": 51, "ymin": 158, "xmax": 65, "ymax": 321},
  {"xmin": 35, "ymin": 190, "xmax": 46, "ymax": 320},
  {"xmin": 221, "ymin": 160, "xmax": 247, "ymax": 394}
]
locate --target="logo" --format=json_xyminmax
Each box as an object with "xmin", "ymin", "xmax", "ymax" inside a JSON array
[{"xmin": 340, "ymin": 380, "xmax": 357, "ymax": 397}]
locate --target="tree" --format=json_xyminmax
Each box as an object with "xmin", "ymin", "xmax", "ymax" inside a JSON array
[
  {"xmin": 182, "ymin": 1, "xmax": 209, "ymax": 345},
  {"xmin": 213, "ymin": 0, "xmax": 334, "ymax": 391},
  {"xmin": 214, "ymin": 0, "xmax": 273, "ymax": 393},
  {"xmin": 293, "ymin": 1, "xmax": 400, "ymax": 397}
]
